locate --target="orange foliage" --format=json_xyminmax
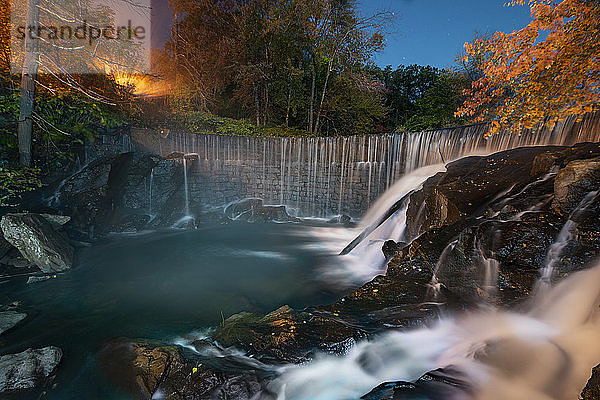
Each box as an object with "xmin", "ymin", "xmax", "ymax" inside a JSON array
[
  {"xmin": 456, "ymin": 0, "xmax": 600, "ymax": 135},
  {"xmin": 0, "ymin": 1, "xmax": 10, "ymax": 76}
]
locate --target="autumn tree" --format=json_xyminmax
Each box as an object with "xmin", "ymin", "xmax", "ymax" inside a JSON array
[
  {"xmin": 0, "ymin": 2, "xmax": 10, "ymax": 79},
  {"xmin": 456, "ymin": 0, "xmax": 600, "ymax": 135}
]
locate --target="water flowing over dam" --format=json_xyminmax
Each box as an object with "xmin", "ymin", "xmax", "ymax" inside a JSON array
[{"xmin": 128, "ymin": 112, "xmax": 600, "ymax": 218}]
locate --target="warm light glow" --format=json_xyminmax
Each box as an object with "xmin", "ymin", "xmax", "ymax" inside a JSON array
[{"xmin": 112, "ymin": 73, "xmax": 170, "ymax": 98}]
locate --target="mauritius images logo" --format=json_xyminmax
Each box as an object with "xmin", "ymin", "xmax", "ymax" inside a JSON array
[{"xmin": 10, "ymin": 0, "xmax": 151, "ymax": 75}]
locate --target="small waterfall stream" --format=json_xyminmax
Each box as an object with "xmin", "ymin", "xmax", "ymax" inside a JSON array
[
  {"xmin": 539, "ymin": 190, "xmax": 599, "ymax": 289},
  {"xmin": 183, "ymin": 156, "xmax": 190, "ymax": 217}
]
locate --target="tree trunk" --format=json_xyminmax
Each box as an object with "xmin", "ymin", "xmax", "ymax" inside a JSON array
[
  {"xmin": 254, "ymin": 86, "xmax": 260, "ymax": 126},
  {"xmin": 17, "ymin": 0, "xmax": 40, "ymax": 167},
  {"xmin": 308, "ymin": 58, "xmax": 316, "ymax": 134},
  {"xmin": 285, "ymin": 82, "xmax": 292, "ymax": 127},
  {"xmin": 314, "ymin": 58, "xmax": 333, "ymax": 136}
]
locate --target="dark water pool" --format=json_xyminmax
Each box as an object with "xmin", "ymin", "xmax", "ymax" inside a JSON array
[{"xmin": 0, "ymin": 222, "xmax": 344, "ymax": 399}]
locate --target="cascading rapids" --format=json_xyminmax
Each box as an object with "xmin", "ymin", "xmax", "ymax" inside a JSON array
[{"xmin": 271, "ymin": 260, "xmax": 600, "ymax": 400}]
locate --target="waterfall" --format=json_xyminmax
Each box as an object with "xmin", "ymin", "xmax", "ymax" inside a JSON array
[
  {"xmin": 272, "ymin": 260, "xmax": 600, "ymax": 400},
  {"xmin": 183, "ymin": 155, "xmax": 190, "ymax": 217},
  {"xmin": 130, "ymin": 112, "xmax": 600, "ymax": 219},
  {"xmin": 539, "ymin": 190, "xmax": 599, "ymax": 289},
  {"xmin": 312, "ymin": 164, "xmax": 446, "ymax": 286},
  {"xmin": 148, "ymin": 168, "xmax": 154, "ymax": 216}
]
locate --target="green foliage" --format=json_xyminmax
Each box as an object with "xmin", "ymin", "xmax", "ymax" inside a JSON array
[
  {"xmin": 365, "ymin": 64, "xmax": 471, "ymax": 132},
  {"xmin": 159, "ymin": 0, "xmax": 393, "ymax": 135},
  {"xmin": 0, "ymin": 88, "xmax": 125, "ymax": 167},
  {"xmin": 323, "ymin": 73, "xmax": 388, "ymax": 135},
  {"xmin": 0, "ymin": 166, "xmax": 42, "ymax": 206},
  {"xmin": 172, "ymin": 112, "xmax": 312, "ymax": 138}
]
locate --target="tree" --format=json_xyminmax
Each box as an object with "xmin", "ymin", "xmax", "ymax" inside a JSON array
[
  {"xmin": 364, "ymin": 64, "xmax": 469, "ymax": 132},
  {"xmin": 456, "ymin": 0, "xmax": 600, "ymax": 135},
  {"xmin": 8, "ymin": 0, "xmax": 148, "ymax": 166},
  {"xmin": 17, "ymin": 0, "xmax": 39, "ymax": 166},
  {"xmin": 157, "ymin": 0, "xmax": 392, "ymax": 135}
]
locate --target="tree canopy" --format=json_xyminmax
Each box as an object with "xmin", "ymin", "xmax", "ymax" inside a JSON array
[{"xmin": 456, "ymin": 0, "xmax": 600, "ymax": 135}]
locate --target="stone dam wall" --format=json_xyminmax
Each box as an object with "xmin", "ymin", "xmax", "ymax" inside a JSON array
[{"xmin": 124, "ymin": 113, "xmax": 600, "ymax": 219}]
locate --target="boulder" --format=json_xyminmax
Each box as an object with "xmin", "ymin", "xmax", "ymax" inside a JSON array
[
  {"xmin": 39, "ymin": 214, "xmax": 71, "ymax": 230},
  {"xmin": 212, "ymin": 305, "xmax": 363, "ymax": 363},
  {"xmin": 0, "ymin": 213, "xmax": 74, "ymax": 273},
  {"xmin": 405, "ymin": 147, "xmax": 553, "ymax": 240},
  {"xmin": 96, "ymin": 340, "xmax": 266, "ymax": 400},
  {"xmin": 552, "ymin": 157, "xmax": 600, "ymax": 215},
  {"xmin": 0, "ymin": 347, "xmax": 62, "ymax": 393},
  {"xmin": 225, "ymin": 198, "xmax": 264, "ymax": 220},
  {"xmin": 224, "ymin": 199, "xmax": 300, "ymax": 223},
  {"xmin": 361, "ymin": 368, "xmax": 471, "ymax": 400},
  {"xmin": 0, "ymin": 230, "xmax": 12, "ymax": 260},
  {"xmin": 0, "ymin": 311, "xmax": 27, "ymax": 335}
]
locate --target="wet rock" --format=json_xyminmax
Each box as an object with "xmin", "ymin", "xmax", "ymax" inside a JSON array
[
  {"xmin": 327, "ymin": 215, "xmax": 355, "ymax": 227},
  {"xmin": 361, "ymin": 368, "xmax": 472, "ymax": 400},
  {"xmin": 555, "ymin": 191, "xmax": 600, "ymax": 279},
  {"xmin": 582, "ymin": 364, "xmax": 600, "ymax": 400},
  {"xmin": 112, "ymin": 214, "xmax": 152, "ymax": 233},
  {"xmin": 0, "ymin": 311, "xmax": 26, "ymax": 335},
  {"xmin": 405, "ymin": 146, "xmax": 586, "ymax": 240},
  {"xmin": 225, "ymin": 198, "xmax": 266, "ymax": 220},
  {"xmin": 26, "ymin": 275, "xmax": 51, "ymax": 284},
  {"xmin": 0, "ymin": 347, "xmax": 62, "ymax": 394},
  {"xmin": 0, "ymin": 213, "xmax": 74, "ymax": 273},
  {"xmin": 212, "ymin": 305, "xmax": 363, "ymax": 363},
  {"xmin": 38, "ymin": 214, "xmax": 71, "ymax": 229},
  {"xmin": 224, "ymin": 199, "xmax": 300, "ymax": 224},
  {"xmin": 0, "ymin": 230, "xmax": 12, "ymax": 260},
  {"xmin": 552, "ymin": 157, "xmax": 600, "ymax": 215},
  {"xmin": 96, "ymin": 340, "xmax": 267, "ymax": 400}
]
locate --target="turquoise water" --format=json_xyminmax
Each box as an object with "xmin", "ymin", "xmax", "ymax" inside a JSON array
[{"xmin": 0, "ymin": 222, "xmax": 343, "ymax": 399}]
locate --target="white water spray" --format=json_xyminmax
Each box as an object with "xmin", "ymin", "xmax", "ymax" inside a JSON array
[{"xmin": 273, "ymin": 261, "xmax": 600, "ymax": 400}]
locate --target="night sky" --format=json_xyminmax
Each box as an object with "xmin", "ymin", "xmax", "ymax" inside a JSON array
[
  {"xmin": 150, "ymin": 0, "xmax": 533, "ymax": 69},
  {"xmin": 359, "ymin": 0, "xmax": 532, "ymax": 68}
]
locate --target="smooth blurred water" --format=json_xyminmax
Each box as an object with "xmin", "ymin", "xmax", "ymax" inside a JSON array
[{"xmin": 0, "ymin": 222, "xmax": 344, "ymax": 400}]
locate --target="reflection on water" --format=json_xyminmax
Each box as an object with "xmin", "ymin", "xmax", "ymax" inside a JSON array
[{"xmin": 0, "ymin": 222, "xmax": 343, "ymax": 400}]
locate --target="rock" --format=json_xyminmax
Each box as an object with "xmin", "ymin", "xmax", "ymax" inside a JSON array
[
  {"xmin": 0, "ymin": 247, "xmax": 36, "ymax": 269},
  {"xmin": 39, "ymin": 214, "xmax": 71, "ymax": 229},
  {"xmin": 96, "ymin": 340, "xmax": 267, "ymax": 400},
  {"xmin": 0, "ymin": 347, "xmax": 62, "ymax": 393},
  {"xmin": 0, "ymin": 230, "xmax": 12, "ymax": 260},
  {"xmin": 582, "ymin": 364, "xmax": 600, "ymax": 400},
  {"xmin": 361, "ymin": 368, "xmax": 471, "ymax": 400},
  {"xmin": 27, "ymin": 275, "xmax": 51, "ymax": 284},
  {"xmin": 212, "ymin": 305, "xmax": 363, "ymax": 363},
  {"xmin": 552, "ymin": 157, "xmax": 600, "ymax": 215},
  {"xmin": 405, "ymin": 147, "xmax": 561, "ymax": 240},
  {"xmin": 56, "ymin": 152, "xmax": 134, "ymax": 238},
  {"xmin": 224, "ymin": 198, "xmax": 300, "ymax": 223},
  {"xmin": 0, "ymin": 213, "xmax": 74, "ymax": 273},
  {"xmin": 225, "ymin": 198, "xmax": 265, "ymax": 220},
  {"xmin": 0, "ymin": 311, "xmax": 27, "ymax": 335},
  {"xmin": 327, "ymin": 215, "xmax": 355, "ymax": 226}
]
